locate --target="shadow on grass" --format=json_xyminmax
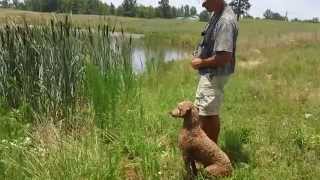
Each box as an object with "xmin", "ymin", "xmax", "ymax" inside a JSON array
[{"xmin": 222, "ymin": 128, "xmax": 252, "ymax": 167}]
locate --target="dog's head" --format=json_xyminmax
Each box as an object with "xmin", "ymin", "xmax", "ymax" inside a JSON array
[{"xmin": 169, "ymin": 101, "xmax": 195, "ymax": 118}]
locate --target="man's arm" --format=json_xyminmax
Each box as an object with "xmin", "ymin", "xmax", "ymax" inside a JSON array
[
  {"xmin": 191, "ymin": 51, "xmax": 232, "ymax": 70},
  {"xmin": 192, "ymin": 19, "xmax": 237, "ymax": 70}
]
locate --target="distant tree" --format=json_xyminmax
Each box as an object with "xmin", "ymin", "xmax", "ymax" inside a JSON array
[
  {"xmin": 292, "ymin": 18, "xmax": 297, "ymax": 22},
  {"xmin": 46, "ymin": 0, "xmax": 59, "ymax": 12},
  {"xmin": 229, "ymin": 0, "xmax": 251, "ymax": 21},
  {"xmin": 263, "ymin": 9, "xmax": 273, "ymax": 19},
  {"xmin": 12, "ymin": 0, "xmax": 21, "ymax": 8},
  {"xmin": 184, "ymin": 5, "xmax": 190, "ymax": 17},
  {"xmin": 190, "ymin": 6, "xmax": 197, "ymax": 16},
  {"xmin": 86, "ymin": 0, "xmax": 100, "ymax": 14},
  {"xmin": 71, "ymin": 0, "xmax": 82, "ymax": 14},
  {"xmin": 121, "ymin": 0, "xmax": 137, "ymax": 17},
  {"xmin": 62, "ymin": 0, "xmax": 72, "ymax": 12},
  {"xmin": 272, "ymin": 12, "xmax": 284, "ymax": 21},
  {"xmin": 110, "ymin": 3, "xmax": 115, "ymax": 15},
  {"xmin": 303, "ymin": 17, "xmax": 320, "ymax": 23},
  {"xmin": 263, "ymin": 9, "xmax": 286, "ymax": 21},
  {"xmin": 98, "ymin": 3, "xmax": 108, "ymax": 15},
  {"xmin": 116, "ymin": 6, "xmax": 124, "ymax": 16},
  {"xmin": 146, "ymin": 6, "xmax": 156, "ymax": 18},
  {"xmin": 0, "ymin": 0, "xmax": 9, "ymax": 8},
  {"xmin": 291, "ymin": 18, "xmax": 300, "ymax": 22},
  {"xmin": 158, "ymin": 0, "xmax": 171, "ymax": 18},
  {"xmin": 177, "ymin": 6, "xmax": 185, "ymax": 17},
  {"xmin": 312, "ymin": 17, "xmax": 319, "ymax": 23},
  {"xmin": 24, "ymin": 0, "xmax": 41, "ymax": 11},
  {"xmin": 199, "ymin": 10, "xmax": 210, "ymax": 22},
  {"xmin": 154, "ymin": 7, "xmax": 160, "ymax": 17},
  {"xmin": 243, "ymin": 14, "xmax": 253, "ymax": 19},
  {"xmin": 136, "ymin": 5, "xmax": 145, "ymax": 18},
  {"xmin": 136, "ymin": 5, "xmax": 156, "ymax": 18},
  {"xmin": 171, "ymin": 6, "xmax": 178, "ymax": 18}
]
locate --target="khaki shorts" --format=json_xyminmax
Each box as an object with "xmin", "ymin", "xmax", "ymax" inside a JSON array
[{"xmin": 194, "ymin": 74, "xmax": 229, "ymax": 116}]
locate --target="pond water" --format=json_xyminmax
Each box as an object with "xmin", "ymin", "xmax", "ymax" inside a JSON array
[
  {"xmin": 111, "ymin": 33, "xmax": 192, "ymax": 73},
  {"xmin": 131, "ymin": 43, "xmax": 191, "ymax": 72}
]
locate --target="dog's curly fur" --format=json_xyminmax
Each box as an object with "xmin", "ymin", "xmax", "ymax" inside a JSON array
[{"xmin": 170, "ymin": 101, "xmax": 232, "ymax": 179}]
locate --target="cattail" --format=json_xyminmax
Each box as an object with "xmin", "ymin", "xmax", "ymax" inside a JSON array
[{"xmin": 0, "ymin": 17, "xmax": 136, "ymax": 128}]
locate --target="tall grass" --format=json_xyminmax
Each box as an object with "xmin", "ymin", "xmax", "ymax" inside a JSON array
[
  {"xmin": 0, "ymin": 17, "xmax": 83, "ymax": 116},
  {"xmin": 0, "ymin": 16, "xmax": 143, "ymax": 179},
  {"xmin": 85, "ymin": 27, "xmax": 138, "ymax": 129},
  {"xmin": 0, "ymin": 17, "xmax": 137, "ymax": 129}
]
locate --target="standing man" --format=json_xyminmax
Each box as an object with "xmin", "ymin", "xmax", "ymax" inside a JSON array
[{"xmin": 192, "ymin": 0, "xmax": 238, "ymax": 143}]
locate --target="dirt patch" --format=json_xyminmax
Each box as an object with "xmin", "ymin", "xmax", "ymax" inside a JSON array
[
  {"xmin": 32, "ymin": 121, "xmax": 61, "ymax": 149},
  {"xmin": 287, "ymin": 87, "xmax": 320, "ymax": 105},
  {"xmin": 250, "ymin": 48, "xmax": 262, "ymax": 55},
  {"xmin": 238, "ymin": 48, "xmax": 266, "ymax": 69},
  {"xmin": 239, "ymin": 60, "xmax": 263, "ymax": 69},
  {"xmin": 307, "ymin": 88, "xmax": 320, "ymax": 103},
  {"xmin": 121, "ymin": 159, "xmax": 141, "ymax": 180}
]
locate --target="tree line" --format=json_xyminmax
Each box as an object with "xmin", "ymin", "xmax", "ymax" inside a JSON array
[
  {"xmin": 1, "ymin": 0, "xmax": 318, "ymax": 23},
  {"xmin": 0, "ymin": 0, "xmax": 198, "ymax": 19},
  {"xmin": 0, "ymin": 0, "xmax": 249, "ymax": 21},
  {"xmin": 263, "ymin": 9, "xmax": 288, "ymax": 21},
  {"xmin": 262, "ymin": 9, "xmax": 319, "ymax": 23},
  {"xmin": 1, "ymin": 0, "xmax": 249, "ymax": 21}
]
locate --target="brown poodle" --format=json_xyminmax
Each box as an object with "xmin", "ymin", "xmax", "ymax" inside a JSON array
[{"xmin": 170, "ymin": 101, "xmax": 232, "ymax": 179}]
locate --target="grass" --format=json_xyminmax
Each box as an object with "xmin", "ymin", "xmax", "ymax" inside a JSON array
[{"xmin": 0, "ymin": 9, "xmax": 320, "ymax": 179}]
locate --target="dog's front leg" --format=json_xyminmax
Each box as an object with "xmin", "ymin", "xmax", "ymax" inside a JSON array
[
  {"xmin": 183, "ymin": 153, "xmax": 196, "ymax": 180},
  {"xmin": 190, "ymin": 159, "xmax": 197, "ymax": 177}
]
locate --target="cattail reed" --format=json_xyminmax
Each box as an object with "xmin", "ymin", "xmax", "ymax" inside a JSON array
[{"xmin": 0, "ymin": 17, "xmax": 137, "ymax": 128}]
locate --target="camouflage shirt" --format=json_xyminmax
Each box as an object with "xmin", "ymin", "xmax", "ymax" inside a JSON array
[{"xmin": 198, "ymin": 5, "xmax": 239, "ymax": 76}]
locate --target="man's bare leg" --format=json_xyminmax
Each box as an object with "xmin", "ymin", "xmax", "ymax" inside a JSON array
[{"xmin": 200, "ymin": 115, "xmax": 220, "ymax": 143}]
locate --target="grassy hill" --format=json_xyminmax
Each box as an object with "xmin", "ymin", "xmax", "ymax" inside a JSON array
[{"xmin": 1, "ymin": 8, "xmax": 320, "ymax": 48}]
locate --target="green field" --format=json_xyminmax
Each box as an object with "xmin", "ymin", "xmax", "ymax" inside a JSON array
[{"xmin": 0, "ymin": 9, "xmax": 320, "ymax": 179}]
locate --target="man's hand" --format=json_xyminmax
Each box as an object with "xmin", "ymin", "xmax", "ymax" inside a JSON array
[
  {"xmin": 191, "ymin": 57, "xmax": 203, "ymax": 70},
  {"xmin": 191, "ymin": 52, "xmax": 233, "ymax": 70}
]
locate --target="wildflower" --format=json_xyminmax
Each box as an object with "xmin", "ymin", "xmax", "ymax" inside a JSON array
[
  {"xmin": 23, "ymin": 137, "xmax": 32, "ymax": 145},
  {"xmin": 304, "ymin": 113, "xmax": 313, "ymax": 119}
]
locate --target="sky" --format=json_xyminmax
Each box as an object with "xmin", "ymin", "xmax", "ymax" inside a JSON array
[{"xmin": 103, "ymin": 0, "xmax": 320, "ymax": 20}]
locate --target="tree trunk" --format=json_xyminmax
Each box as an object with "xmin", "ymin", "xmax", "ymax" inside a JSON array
[{"xmin": 237, "ymin": 0, "xmax": 241, "ymax": 21}]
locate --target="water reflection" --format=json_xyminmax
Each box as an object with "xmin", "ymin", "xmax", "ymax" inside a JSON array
[{"xmin": 130, "ymin": 39, "xmax": 190, "ymax": 72}]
